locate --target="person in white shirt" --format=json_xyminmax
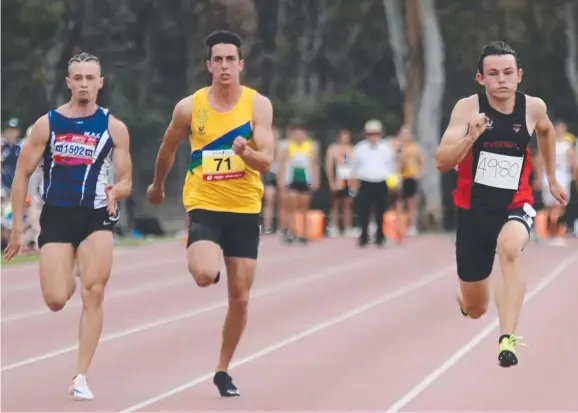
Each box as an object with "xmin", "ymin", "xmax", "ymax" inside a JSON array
[{"xmin": 351, "ymin": 120, "xmax": 398, "ymax": 247}]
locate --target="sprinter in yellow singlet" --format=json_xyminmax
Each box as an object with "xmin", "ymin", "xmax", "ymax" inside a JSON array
[
  {"xmin": 398, "ymin": 125, "xmax": 426, "ymax": 236},
  {"xmin": 146, "ymin": 30, "xmax": 275, "ymax": 398},
  {"xmin": 277, "ymin": 124, "xmax": 320, "ymax": 244}
]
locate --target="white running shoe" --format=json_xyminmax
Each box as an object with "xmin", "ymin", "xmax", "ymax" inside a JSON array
[{"xmin": 69, "ymin": 374, "xmax": 94, "ymax": 401}]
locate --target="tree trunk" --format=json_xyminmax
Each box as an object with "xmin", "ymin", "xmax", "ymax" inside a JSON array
[
  {"xmin": 404, "ymin": 0, "xmax": 424, "ymax": 127},
  {"xmin": 415, "ymin": 0, "xmax": 445, "ymax": 230},
  {"xmin": 562, "ymin": 2, "xmax": 578, "ymax": 111},
  {"xmin": 383, "ymin": 0, "xmax": 407, "ymax": 92}
]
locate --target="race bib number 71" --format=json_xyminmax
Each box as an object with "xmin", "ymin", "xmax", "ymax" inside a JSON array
[
  {"xmin": 474, "ymin": 151, "xmax": 523, "ymax": 190},
  {"xmin": 202, "ymin": 149, "xmax": 245, "ymax": 181}
]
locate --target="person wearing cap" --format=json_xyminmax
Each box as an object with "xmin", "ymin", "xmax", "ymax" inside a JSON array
[
  {"xmin": 351, "ymin": 119, "xmax": 399, "ymax": 247},
  {"xmin": 1, "ymin": 118, "xmax": 23, "ymax": 191}
]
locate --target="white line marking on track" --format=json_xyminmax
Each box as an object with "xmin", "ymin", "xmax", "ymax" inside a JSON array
[
  {"xmin": 1, "ymin": 251, "xmax": 418, "ymax": 372},
  {"xmin": 119, "ymin": 265, "xmax": 455, "ymax": 412},
  {"xmin": 1, "ymin": 241, "xmax": 347, "ymax": 320},
  {"xmin": 385, "ymin": 253, "xmax": 578, "ymax": 413}
]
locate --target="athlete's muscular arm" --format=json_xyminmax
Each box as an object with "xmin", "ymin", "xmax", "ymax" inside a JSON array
[
  {"xmin": 240, "ymin": 93, "xmax": 275, "ymax": 173},
  {"xmin": 152, "ymin": 97, "xmax": 192, "ymax": 189},
  {"xmin": 9, "ymin": 115, "xmax": 49, "ymax": 234},
  {"xmin": 435, "ymin": 96, "xmax": 478, "ymax": 172},
  {"xmin": 532, "ymin": 98, "xmax": 557, "ymax": 183},
  {"xmin": 109, "ymin": 116, "xmax": 133, "ymax": 200}
]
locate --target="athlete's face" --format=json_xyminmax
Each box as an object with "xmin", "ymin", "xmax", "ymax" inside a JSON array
[
  {"xmin": 290, "ymin": 128, "xmax": 306, "ymax": 143},
  {"xmin": 398, "ymin": 125, "xmax": 413, "ymax": 144},
  {"xmin": 66, "ymin": 61, "xmax": 103, "ymax": 105},
  {"xmin": 207, "ymin": 44, "xmax": 244, "ymax": 85},
  {"xmin": 554, "ymin": 122, "xmax": 567, "ymax": 138},
  {"xmin": 476, "ymin": 54, "xmax": 522, "ymax": 101},
  {"xmin": 337, "ymin": 130, "xmax": 351, "ymax": 145}
]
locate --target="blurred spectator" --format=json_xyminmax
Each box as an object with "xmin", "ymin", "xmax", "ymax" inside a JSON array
[{"xmin": 1, "ymin": 118, "xmax": 23, "ymax": 191}]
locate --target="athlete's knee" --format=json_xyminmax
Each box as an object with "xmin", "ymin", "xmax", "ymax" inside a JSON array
[
  {"xmin": 189, "ymin": 266, "xmax": 218, "ymax": 287},
  {"xmin": 82, "ymin": 283, "xmax": 105, "ymax": 307},
  {"xmin": 496, "ymin": 240, "xmax": 522, "ymax": 263},
  {"xmin": 463, "ymin": 301, "xmax": 488, "ymax": 319},
  {"xmin": 228, "ymin": 290, "xmax": 250, "ymax": 312},
  {"xmin": 44, "ymin": 291, "xmax": 69, "ymax": 312}
]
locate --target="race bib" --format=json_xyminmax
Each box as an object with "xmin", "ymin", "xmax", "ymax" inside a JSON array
[
  {"xmin": 53, "ymin": 134, "xmax": 97, "ymax": 166},
  {"xmin": 336, "ymin": 165, "xmax": 353, "ymax": 180},
  {"xmin": 202, "ymin": 149, "xmax": 245, "ymax": 181},
  {"xmin": 474, "ymin": 151, "xmax": 523, "ymax": 190}
]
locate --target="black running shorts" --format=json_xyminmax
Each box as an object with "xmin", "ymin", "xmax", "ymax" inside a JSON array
[
  {"xmin": 455, "ymin": 206, "xmax": 534, "ymax": 283},
  {"xmin": 186, "ymin": 209, "xmax": 261, "ymax": 259},
  {"xmin": 38, "ymin": 205, "xmax": 119, "ymax": 249},
  {"xmin": 402, "ymin": 178, "xmax": 418, "ymax": 199},
  {"xmin": 287, "ymin": 182, "xmax": 311, "ymax": 193}
]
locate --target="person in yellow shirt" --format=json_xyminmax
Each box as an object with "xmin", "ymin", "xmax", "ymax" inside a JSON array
[
  {"xmin": 146, "ymin": 30, "xmax": 275, "ymax": 398},
  {"xmin": 276, "ymin": 124, "xmax": 320, "ymax": 244},
  {"xmin": 398, "ymin": 125, "xmax": 426, "ymax": 236}
]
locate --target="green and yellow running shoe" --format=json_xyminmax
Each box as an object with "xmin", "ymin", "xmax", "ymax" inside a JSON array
[{"xmin": 498, "ymin": 334, "xmax": 526, "ymax": 368}]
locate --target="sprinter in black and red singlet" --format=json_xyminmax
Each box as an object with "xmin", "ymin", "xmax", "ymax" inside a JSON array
[{"xmin": 435, "ymin": 41, "xmax": 567, "ymax": 368}]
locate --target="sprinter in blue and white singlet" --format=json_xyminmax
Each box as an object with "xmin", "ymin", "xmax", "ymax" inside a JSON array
[{"xmin": 4, "ymin": 52, "xmax": 133, "ymax": 401}]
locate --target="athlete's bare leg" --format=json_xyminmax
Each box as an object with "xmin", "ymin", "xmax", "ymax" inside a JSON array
[
  {"xmin": 216, "ymin": 256, "xmax": 257, "ymax": 372},
  {"xmin": 494, "ymin": 220, "xmax": 529, "ymax": 336},
  {"xmin": 187, "ymin": 240, "xmax": 222, "ymax": 286},
  {"xmin": 39, "ymin": 244, "xmax": 77, "ymax": 311},
  {"xmin": 75, "ymin": 231, "xmax": 114, "ymax": 376},
  {"xmin": 262, "ymin": 185, "xmax": 276, "ymax": 231},
  {"xmin": 329, "ymin": 197, "xmax": 342, "ymax": 234},
  {"xmin": 295, "ymin": 192, "xmax": 312, "ymax": 242},
  {"xmin": 343, "ymin": 195, "xmax": 353, "ymax": 231},
  {"xmin": 277, "ymin": 188, "xmax": 288, "ymax": 233}
]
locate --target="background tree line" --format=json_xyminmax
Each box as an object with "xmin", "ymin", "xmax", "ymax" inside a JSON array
[{"xmin": 2, "ymin": 0, "xmax": 577, "ymax": 232}]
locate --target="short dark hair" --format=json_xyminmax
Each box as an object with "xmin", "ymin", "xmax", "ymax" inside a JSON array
[
  {"xmin": 205, "ymin": 30, "xmax": 243, "ymax": 61},
  {"xmin": 477, "ymin": 41, "xmax": 520, "ymax": 74}
]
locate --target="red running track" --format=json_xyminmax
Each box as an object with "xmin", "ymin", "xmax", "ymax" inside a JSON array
[{"xmin": 1, "ymin": 234, "xmax": 577, "ymax": 412}]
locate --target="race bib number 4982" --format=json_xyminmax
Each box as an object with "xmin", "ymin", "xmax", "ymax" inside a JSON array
[
  {"xmin": 53, "ymin": 134, "xmax": 97, "ymax": 166},
  {"xmin": 474, "ymin": 151, "xmax": 523, "ymax": 190},
  {"xmin": 202, "ymin": 149, "xmax": 245, "ymax": 181}
]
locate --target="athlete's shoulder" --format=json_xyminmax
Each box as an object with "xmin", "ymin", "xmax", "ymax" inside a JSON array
[
  {"xmin": 108, "ymin": 114, "xmax": 129, "ymax": 135},
  {"xmin": 454, "ymin": 94, "xmax": 479, "ymax": 109},
  {"xmin": 174, "ymin": 95, "xmax": 194, "ymax": 122},
  {"xmin": 252, "ymin": 91, "xmax": 273, "ymax": 123},
  {"xmin": 251, "ymin": 90, "xmax": 273, "ymax": 110},
  {"xmin": 523, "ymin": 94, "xmax": 547, "ymax": 115}
]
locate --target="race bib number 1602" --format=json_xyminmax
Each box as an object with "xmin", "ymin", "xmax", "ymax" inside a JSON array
[{"xmin": 474, "ymin": 151, "xmax": 523, "ymax": 190}]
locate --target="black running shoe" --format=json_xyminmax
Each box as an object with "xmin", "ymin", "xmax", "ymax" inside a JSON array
[
  {"xmin": 214, "ymin": 272, "xmax": 220, "ymax": 284},
  {"xmin": 213, "ymin": 371, "xmax": 240, "ymax": 397}
]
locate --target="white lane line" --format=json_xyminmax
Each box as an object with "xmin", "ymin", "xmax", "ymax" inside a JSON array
[
  {"xmin": 119, "ymin": 265, "xmax": 454, "ymax": 412},
  {"xmin": 2, "ymin": 278, "xmax": 189, "ymax": 323},
  {"xmin": 2, "ymin": 244, "xmax": 336, "ymax": 320},
  {"xmin": 385, "ymin": 253, "xmax": 578, "ymax": 413},
  {"xmin": 1, "ymin": 249, "xmax": 416, "ymax": 372}
]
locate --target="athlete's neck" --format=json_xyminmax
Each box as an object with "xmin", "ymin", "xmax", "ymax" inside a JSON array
[
  {"xmin": 64, "ymin": 101, "xmax": 99, "ymax": 118},
  {"xmin": 486, "ymin": 92, "xmax": 515, "ymax": 114},
  {"xmin": 209, "ymin": 83, "xmax": 243, "ymax": 107}
]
